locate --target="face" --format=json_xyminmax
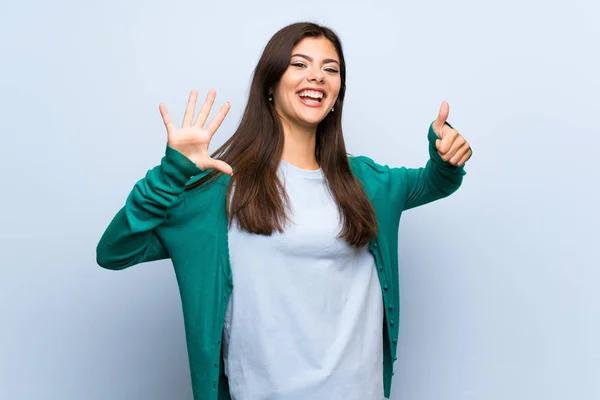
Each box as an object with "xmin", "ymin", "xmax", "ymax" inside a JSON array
[{"xmin": 272, "ymin": 37, "xmax": 342, "ymax": 129}]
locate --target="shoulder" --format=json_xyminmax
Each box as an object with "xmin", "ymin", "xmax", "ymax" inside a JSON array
[
  {"xmin": 348, "ymin": 155, "xmax": 410, "ymax": 216},
  {"xmin": 348, "ymin": 155, "xmax": 409, "ymax": 202},
  {"xmin": 348, "ymin": 154, "xmax": 395, "ymax": 182},
  {"xmin": 348, "ymin": 155, "xmax": 397, "ymax": 200}
]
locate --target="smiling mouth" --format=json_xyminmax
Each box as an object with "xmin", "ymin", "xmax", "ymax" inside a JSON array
[
  {"xmin": 300, "ymin": 96, "xmax": 322, "ymax": 102},
  {"xmin": 296, "ymin": 89, "xmax": 326, "ymax": 106},
  {"xmin": 297, "ymin": 89, "xmax": 325, "ymax": 103}
]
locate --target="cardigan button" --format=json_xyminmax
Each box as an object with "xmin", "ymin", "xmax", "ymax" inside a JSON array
[
  {"xmin": 383, "ymin": 284, "xmax": 388, "ymax": 291},
  {"xmin": 388, "ymin": 304, "xmax": 393, "ymax": 310},
  {"xmin": 392, "ymin": 337, "xmax": 397, "ymax": 343},
  {"xmin": 390, "ymin": 319, "xmax": 395, "ymax": 326}
]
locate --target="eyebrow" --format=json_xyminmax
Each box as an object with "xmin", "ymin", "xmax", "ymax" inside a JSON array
[{"xmin": 291, "ymin": 53, "xmax": 340, "ymax": 66}]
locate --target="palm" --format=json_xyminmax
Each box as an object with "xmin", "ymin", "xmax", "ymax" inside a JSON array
[{"xmin": 159, "ymin": 90, "xmax": 232, "ymax": 175}]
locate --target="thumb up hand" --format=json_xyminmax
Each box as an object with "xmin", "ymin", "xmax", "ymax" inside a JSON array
[{"xmin": 432, "ymin": 101, "xmax": 472, "ymax": 167}]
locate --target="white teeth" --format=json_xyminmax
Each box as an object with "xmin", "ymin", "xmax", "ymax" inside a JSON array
[{"xmin": 298, "ymin": 89, "xmax": 324, "ymax": 99}]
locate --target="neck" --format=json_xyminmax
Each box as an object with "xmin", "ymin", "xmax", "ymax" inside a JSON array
[{"xmin": 280, "ymin": 120, "xmax": 319, "ymax": 170}]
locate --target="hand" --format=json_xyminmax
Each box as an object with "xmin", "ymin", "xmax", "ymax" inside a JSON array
[
  {"xmin": 159, "ymin": 89, "xmax": 233, "ymax": 175},
  {"xmin": 432, "ymin": 101, "xmax": 472, "ymax": 167}
]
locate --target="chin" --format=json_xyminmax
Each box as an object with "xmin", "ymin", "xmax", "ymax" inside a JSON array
[
  {"xmin": 298, "ymin": 112, "xmax": 330, "ymax": 126},
  {"xmin": 279, "ymin": 106, "xmax": 331, "ymax": 129}
]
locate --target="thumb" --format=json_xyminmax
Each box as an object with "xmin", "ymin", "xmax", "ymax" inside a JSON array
[
  {"xmin": 434, "ymin": 101, "xmax": 450, "ymax": 137},
  {"xmin": 209, "ymin": 159, "xmax": 234, "ymax": 176}
]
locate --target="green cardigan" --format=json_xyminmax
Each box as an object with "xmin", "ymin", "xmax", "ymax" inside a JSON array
[{"xmin": 96, "ymin": 122, "xmax": 467, "ymax": 399}]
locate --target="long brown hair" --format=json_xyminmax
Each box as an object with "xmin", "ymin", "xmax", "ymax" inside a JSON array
[{"xmin": 187, "ymin": 22, "xmax": 378, "ymax": 247}]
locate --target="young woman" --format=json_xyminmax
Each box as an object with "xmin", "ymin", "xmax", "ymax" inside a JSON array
[{"xmin": 97, "ymin": 22, "xmax": 471, "ymax": 400}]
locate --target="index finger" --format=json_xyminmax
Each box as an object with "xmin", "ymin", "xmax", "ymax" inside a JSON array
[
  {"xmin": 436, "ymin": 128, "xmax": 458, "ymax": 154},
  {"xmin": 204, "ymin": 101, "xmax": 231, "ymax": 136}
]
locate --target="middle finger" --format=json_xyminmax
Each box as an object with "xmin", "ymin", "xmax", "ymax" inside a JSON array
[
  {"xmin": 441, "ymin": 135, "xmax": 465, "ymax": 162},
  {"xmin": 194, "ymin": 89, "xmax": 217, "ymax": 128}
]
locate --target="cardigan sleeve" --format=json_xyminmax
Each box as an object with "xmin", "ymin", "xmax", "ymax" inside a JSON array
[
  {"xmin": 96, "ymin": 145, "xmax": 204, "ymax": 270},
  {"xmin": 351, "ymin": 122, "xmax": 469, "ymax": 212}
]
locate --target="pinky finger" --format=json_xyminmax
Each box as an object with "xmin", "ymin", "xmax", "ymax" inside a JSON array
[
  {"xmin": 159, "ymin": 104, "xmax": 176, "ymax": 136},
  {"xmin": 457, "ymin": 147, "xmax": 472, "ymax": 167}
]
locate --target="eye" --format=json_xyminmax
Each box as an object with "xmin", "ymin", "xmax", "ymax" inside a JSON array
[
  {"xmin": 291, "ymin": 62, "xmax": 306, "ymax": 68},
  {"xmin": 325, "ymin": 68, "xmax": 339, "ymax": 73}
]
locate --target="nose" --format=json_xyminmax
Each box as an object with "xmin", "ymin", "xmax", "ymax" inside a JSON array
[{"xmin": 308, "ymin": 70, "xmax": 325, "ymax": 84}]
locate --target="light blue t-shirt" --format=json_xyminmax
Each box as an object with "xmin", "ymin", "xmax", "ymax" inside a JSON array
[{"xmin": 223, "ymin": 159, "xmax": 384, "ymax": 400}]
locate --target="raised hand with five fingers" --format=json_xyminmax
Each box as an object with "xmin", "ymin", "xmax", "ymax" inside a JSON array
[
  {"xmin": 431, "ymin": 101, "xmax": 472, "ymax": 167},
  {"xmin": 159, "ymin": 89, "xmax": 233, "ymax": 175}
]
